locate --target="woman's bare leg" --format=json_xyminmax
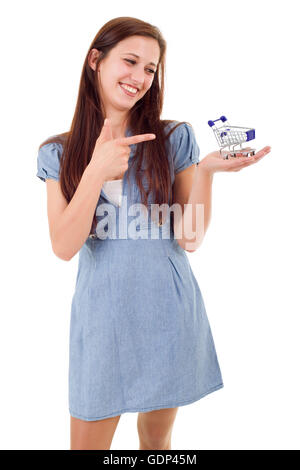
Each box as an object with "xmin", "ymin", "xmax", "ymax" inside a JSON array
[
  {"xmin": 70, "ymin": 414, "xmax": 121, "ymax": 450},
  {"xmin": 137, "ymin": 407, "xmax": 178, "ymax": 450}
]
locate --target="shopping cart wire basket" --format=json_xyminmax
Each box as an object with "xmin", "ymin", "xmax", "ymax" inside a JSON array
[{"xmin": 208, "ymin": 115, "xmax": 256, "ymax": 159}]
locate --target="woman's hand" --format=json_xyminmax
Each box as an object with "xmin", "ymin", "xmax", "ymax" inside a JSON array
[
  {"xmin": 89, "ymin": 118, "xmax": 156, "ymax": 181},
  {"xmin": 199, "ymin": 146, "xmax": 272, "ymax": 176}
]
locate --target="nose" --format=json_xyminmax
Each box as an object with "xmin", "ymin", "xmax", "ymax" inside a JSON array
[{"xmin": 129, "ymin": 65, "xmax": 145, "ymax": 87}]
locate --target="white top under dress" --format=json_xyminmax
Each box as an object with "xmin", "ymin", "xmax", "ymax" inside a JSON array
[{"xmin": 102, "ymin": 179, "xmax": 123, "ymax": 206}]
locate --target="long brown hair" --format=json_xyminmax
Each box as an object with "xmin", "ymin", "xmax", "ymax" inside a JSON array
[{"xmin": 39, "ymin": 17, "xmax": 189, "ymax": 235}]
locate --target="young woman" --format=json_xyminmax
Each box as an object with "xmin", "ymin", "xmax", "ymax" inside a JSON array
[{"xmin": 36, "ymin": 17, "xmax": 271, "ymax": 450}]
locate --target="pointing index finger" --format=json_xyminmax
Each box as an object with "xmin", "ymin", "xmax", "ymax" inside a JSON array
[{"xmin": 117, "ymin": 133, "xmax": 156, "ymax": 146}]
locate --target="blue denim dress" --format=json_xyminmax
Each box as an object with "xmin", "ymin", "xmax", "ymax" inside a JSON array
[{"xmin": 36, "ymin": 122, "xmax": 224, "ymax": 421}]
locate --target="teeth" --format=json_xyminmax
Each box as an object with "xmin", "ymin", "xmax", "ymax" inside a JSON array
[{"xmin": 120, "ymin": 83, "xmax": 138, "ymax": 94}]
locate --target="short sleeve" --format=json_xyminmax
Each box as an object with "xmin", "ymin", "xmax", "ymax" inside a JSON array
[
  {"xmin": 36, "ymin": 142, "xmax": 62, "ymax": 182},
  {"xmin": 168, "ymin": 122, "xmax": 200, "ymax": 175}
]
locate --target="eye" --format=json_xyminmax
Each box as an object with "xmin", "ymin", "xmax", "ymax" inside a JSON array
[{"xmin": 124, "ymin": 59, "xmax": 156, "ymax": 74}]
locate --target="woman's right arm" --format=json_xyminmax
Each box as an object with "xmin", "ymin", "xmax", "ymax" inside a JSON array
[{"xmin": 47, "ymin": 161, "xmax": 104, "ymax": 261}]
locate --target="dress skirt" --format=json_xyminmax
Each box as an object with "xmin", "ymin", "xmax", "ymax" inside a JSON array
[{"xmin": 68, "ymin": 222, "xmax": 224, "ymax": 421}]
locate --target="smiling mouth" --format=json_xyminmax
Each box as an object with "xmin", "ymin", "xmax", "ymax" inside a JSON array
[{"xmin": 119, "ymin": 82, "xmax": 139, "ymax": 97}]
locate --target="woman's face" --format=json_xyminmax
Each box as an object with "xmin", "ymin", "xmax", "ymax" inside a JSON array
[{"xmin": 91, "ymin": 35, "xmax": 160, "ymax": 114}]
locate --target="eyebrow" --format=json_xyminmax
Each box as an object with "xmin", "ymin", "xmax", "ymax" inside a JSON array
[{"xmin": 122, "ymin": 52, "xmax": 157, "ymax": 68}]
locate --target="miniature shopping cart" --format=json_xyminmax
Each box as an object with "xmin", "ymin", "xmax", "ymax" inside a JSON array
[{"xmin": 208, "ymin": 116, "xmax": 256, "ymax": 159}]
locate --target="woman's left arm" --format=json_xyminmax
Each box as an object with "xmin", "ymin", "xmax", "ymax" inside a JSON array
[
  {"xmin": 173, "ymin": 145, "xmax": 271, "ymax": 252},
  {"xmin": 172, "ymin": 163, "xmax": 213, "ymax": 252}
]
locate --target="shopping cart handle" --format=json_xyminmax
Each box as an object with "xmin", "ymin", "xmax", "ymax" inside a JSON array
[{"xmin": 208, "ymin": 116, "xmax": 227, "ymax": 127}]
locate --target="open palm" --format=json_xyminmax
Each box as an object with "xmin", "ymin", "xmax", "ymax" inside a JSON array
[{"xmin": 200, "ymin": 146, "xmax": 271, "ymax": 174}]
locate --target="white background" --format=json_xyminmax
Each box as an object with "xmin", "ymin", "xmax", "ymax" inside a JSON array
[{"xmin": 1, "ymin": 0, "xmax": 299, "ymax": 450}]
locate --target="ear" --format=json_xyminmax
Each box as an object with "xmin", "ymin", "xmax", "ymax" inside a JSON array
[{"xmin": 88, "ymin": 48, "xmax": 101, "ymax": 72}]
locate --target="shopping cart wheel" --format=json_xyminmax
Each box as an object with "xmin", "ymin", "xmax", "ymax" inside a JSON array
[
  {"xmin": 243, "ymin": 149, "xmax": 256, "ymax": 157},
  {"xmin": 220, "ymin": 150, "xmax": 231, "ymax": 159}
]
